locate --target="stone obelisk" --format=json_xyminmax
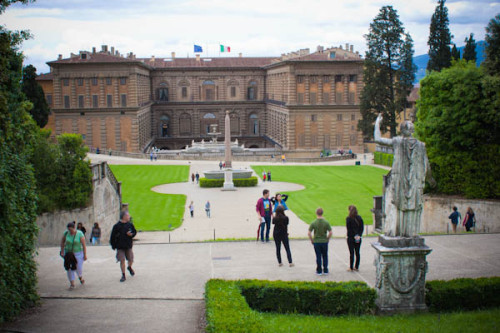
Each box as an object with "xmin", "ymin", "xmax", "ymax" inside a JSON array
[{"xmin": 222, "ymin": 110, "xmax": 236, "ymax": 191}]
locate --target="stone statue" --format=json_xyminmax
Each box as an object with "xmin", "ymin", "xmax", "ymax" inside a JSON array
[{"xmin": 374, "ymin": 114, "xmax": 435, "ymax": 237}]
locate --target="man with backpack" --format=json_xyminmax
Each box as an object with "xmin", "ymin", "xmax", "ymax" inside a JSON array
[{"xmin": 110, "ymin": 211, "xmax": 137, "ymax": 282}]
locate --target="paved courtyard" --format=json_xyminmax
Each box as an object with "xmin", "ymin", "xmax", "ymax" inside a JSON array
[{"xmin": 2, "ymin": 234, "xmax": 500, "ymax": 332}]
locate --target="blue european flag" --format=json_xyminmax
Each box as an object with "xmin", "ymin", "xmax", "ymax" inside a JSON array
[{"xmin": 194, "ymin": 45, "xmax": 203, "ymax": 53}]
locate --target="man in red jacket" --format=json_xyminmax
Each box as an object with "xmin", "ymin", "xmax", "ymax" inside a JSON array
[{"xmin": 256, "ymin": 189, "xmax": 273, "ymax": 242}]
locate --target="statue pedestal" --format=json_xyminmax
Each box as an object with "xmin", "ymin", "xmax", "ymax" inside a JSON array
[
  {"xmin": 222, "ymin": 169, "xmax": 236, "ymax": 191},
  {"xmin": 372, "ymin": 235, "xmax": 432, "ymax": 314}
]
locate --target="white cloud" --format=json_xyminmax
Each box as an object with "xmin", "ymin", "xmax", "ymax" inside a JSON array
[{"xmin": 2, "ymin": 0, "xmax": 497, "ymax": 73}]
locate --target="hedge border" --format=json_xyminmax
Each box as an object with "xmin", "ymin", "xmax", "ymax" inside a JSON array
[
  {"xmin": 374, "ymin": 151, "xmax": 394, "ymax": 167},
  {"xmin": 199, "ymin": 176, "xmax": 258, "ymax": 188}
]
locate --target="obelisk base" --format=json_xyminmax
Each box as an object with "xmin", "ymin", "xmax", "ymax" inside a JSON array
[{"xmin": 372, "ymin": 235, "xmax": 432, "ymax": 314}]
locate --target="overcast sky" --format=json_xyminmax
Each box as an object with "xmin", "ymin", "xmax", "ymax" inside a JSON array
[{"xmin": 3, "ymin": 0, "xmax": 498, "ymax": 73}]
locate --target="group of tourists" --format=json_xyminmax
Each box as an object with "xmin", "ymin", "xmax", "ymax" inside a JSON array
[
  {"xmin": 60, "ymin": 211, "xmax": 136, "ymax": 289},
  {"xmin": 191, "ymin": 172, "xmax": 200, "ymax": 184},
  {"xmin": 448, "ymin": 206, "xmax": 476, "ymax": 233},
  {"xmin": 255, "ymin": 189, "xmax": 364, "ymax": 275},
  {"xmin": 188, "ymin": 200, "xmax": 211, "ymax": 218},
  {"xmin": 261, "ymin": 170, "xmax": 272, "ymax": 182}
]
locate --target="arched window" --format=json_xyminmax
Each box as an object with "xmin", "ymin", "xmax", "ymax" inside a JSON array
[
  {"xmin": 201, "ymin": 112, "xmax": 217, "ymax": 134},
  {"xmin": 249, "ymin": 113, "xmax": 259, "ymax": 135},
  {"xmin": 203, "ymin": 113, "xmax": 216, "ymax": 119},
  {"xmin": 203, "ymin": 80, "xmax": 215, "ymax": 101},
  {"xmin": 160, "ymin": 115, "xmax": 170, "ymax": 137},
  {"xmin": 247, "ymin": 81, "xmax": 257, "ymax": 100},
  {"xmin": 157, "ymin": 82, "xmax": 169, "ymax": 101},
  {"xmin": 179, "ymin": 113, "xmax": 191, "ymax": 135}
]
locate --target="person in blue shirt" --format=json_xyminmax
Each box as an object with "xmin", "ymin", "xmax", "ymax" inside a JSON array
[
  {"xmin": 272, "ymin": 193, "xmax": 289, "ymax": 215},
  {"xmin": 448, "ymin": 206, "xmax": 461, "ymax": 233}
]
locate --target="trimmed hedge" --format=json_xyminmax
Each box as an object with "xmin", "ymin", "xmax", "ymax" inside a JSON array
[
  {"xmin": 239, "ymin": 279, "xmax": 376, "ymax": 316},
  {"xmin": 374, "ymin": 151, "xmax": 393, "ymax": 167},
  {"xmin": 200, "ymin": 176, "xmax": 258, "ymax": 188},
  {"xmin": 426, "ymin": 277, "xmax": 500, "ymax": 312},
  {"xmin": 205, "ymin": 279, "xmax": 264, "ymax": 333}
]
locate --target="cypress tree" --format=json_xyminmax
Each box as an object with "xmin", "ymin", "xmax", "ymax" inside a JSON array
[
  {"xmin": 451, "ymin": 44, "xmax": 460, "ymax": 61},
  {"xmin": 22, "ymin": 64, "xmax": 50, "ymax": 127},
  {"xmin": 463, "ymin": 33, "xmax": 477, "ymax": 62},
  {"xmin": 427, "ymin": 0, "xmax": 453, "ymax": 72}
]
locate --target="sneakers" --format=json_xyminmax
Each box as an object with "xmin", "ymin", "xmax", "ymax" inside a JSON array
[
  {"xmin": 323, "ymin": 271, "xmax": 329, "ymax": 275},
  {"xmin": 289, "ymin": 263, "xmax": 295, "ymax": 267},
  {"xmin": 120, "ymin": 275, "xmax": 126, "ymax": 282},
  {"xmin": 127, "ymin": 266, "xmax": 135, "ymax": 276},
  {"xmin": 316, "ymin": 272, "xmax": 323, "ymax": 276},
  {"xmin": 278, "ymin": 263, "xmax": 283, "ymax": 267}
]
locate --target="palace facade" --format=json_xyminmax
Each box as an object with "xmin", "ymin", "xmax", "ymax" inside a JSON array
[{"xmin": 38, "ymin": 44, "xmax": 365, "ymax": 154}]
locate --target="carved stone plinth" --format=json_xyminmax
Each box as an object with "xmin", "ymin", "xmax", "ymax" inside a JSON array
[
  {"xmin": 372, "ymin": 235, "xmax": 432, "ymax": 314},
  {"xmin": 222, "ymin": 169, "xmax": 236, "ymax": 191}
]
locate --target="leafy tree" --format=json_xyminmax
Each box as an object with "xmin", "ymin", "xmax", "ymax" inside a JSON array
[
  {"xmin": 463, "ymin": 33, "xmax": 477, "ymax": 62},
  {"xmin": 451, "ymin": 44, "xmax": 460, "ymax": 61},
  {"xmin": 0, "ymin": 0, "xmax": 39, "ymax": 322},
  {"xmin": 483, "ymin": 14, "xmax": 500, "ymax": 76},
  {"xmin": 358, "ymin": 6, "xmax": 417, "ymax": 138},
  {"xmin": 427, "ymin": 0, "xmax": 452, "ymax": 72},
  {"xmin": 22, "ymin": 64, "xmax": 49, "ymax": 127},
  {"xmin": 416, "ymin": 60, "xmax": 500, "ymax": 199}
]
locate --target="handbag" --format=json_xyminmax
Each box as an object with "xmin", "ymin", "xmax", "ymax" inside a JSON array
[{"xmin": 63, "ymin": 233, "xmax": 77, "ymax": 271}]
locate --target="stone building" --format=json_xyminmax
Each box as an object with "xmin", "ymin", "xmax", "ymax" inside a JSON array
[{"xmin": 38, "ymin": 44, "xmax": 365, "ymax": 155}]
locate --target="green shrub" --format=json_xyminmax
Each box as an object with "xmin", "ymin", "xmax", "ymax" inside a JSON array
[
  {"xmin": 200, "ymin": 177, "xmax": 258, "ymax": 188},
  {"xmin": 205, "ymin": 279, "xmax": 264, "ymax": 333},
  {"xmin": 238, "ymin": 279, "xmax": 375, "ymax": 316},
  {"xmin": 234, "ymin": 177, "xmax": 258, "ymax": 187},
  {"xmin": 426, "ymin": 277, "xmax": 500, "ymax": 312},
  {"xmin": 374, "ymin": 151, "xmax": 393, "ymax": 167}
]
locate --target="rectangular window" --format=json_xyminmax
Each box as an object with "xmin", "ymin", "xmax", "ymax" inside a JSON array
[
  {"xmin": 78, "ymin": 95, "xmax": 84, "ymax": 108},
  {"xmin": 120, "ymin": 77, "xmax": 127, "ymax": 85},
  {"xmin": 298, "ymin": 134, "xmax": 306, "ymax": 147},
  {"xmin": 182, "ymin": 87, "xmax": 187, "ymax": 98},
  {"xmin": 351, "ymin": 114, "xmax": 356, "ymax": 121},
  {"xmin": 92, "ymin": 95, "xmax": 98, "ymax": 108},
  {"xmin": 297, "ymin": 76, "xmax": 304, "ymax": 84},
  {"xmin": 310, "ymin": 76, "xmax": 317, "ymax": 83},
  {"xmin": 121, "ymin": 94, "xmax": 127, "ymax": 107},
  {"xmin": 336, "ymin": 134, "xmax": 342, "ymax": 146},
  {"xmin": 107, "ymin": 94, "xmax": 112, "ymax": 107},
  {"xmin": 336, "ymin": 92, "xmax": 343, "ymax": 103},
  {"xmin": 310, "ymin": 92, "xmax": 317, "ymax": 105},
  {"xmin": 206, "ymin": 89, "xmax": 214, "ymax": 101},
  {"xmin": 335, "ymin": 75, "xmax": 343, "ymax": 83},
  {"xmin": 323, "ymin": 75, "xmax": 330, "ymax": 83},
  {"xmin": 46, "ymin": 94, "xmax": 53, "ymax": 106},
  {"xmin": 106, "ymin": 77, "xmax": 112, "ymax": 85},
  {"xmin": 311, "ymin": 114, "xmax": 317, "ymax": 122},
  {"xmin": 77, "ymin": 78, "xmax": 84, "ymax": 86},
  {"xmin": 64, "ymin": 95, "xmax": 70, "ymax": 108},
  {"xmin": 323, "ymin": 92, "xmax": 329, "ymax": 104},
  {"xmin": 349, "ymin": 92, "xmax": 356, "ymax": 104},
  {"xmin": 63, "ymin": 79, "xmax": 69, "ymax": 86},
  {"xmin": 297, "ymin": 93, "xmax": 304, "ymax": 104},
  {"xmin": 350, "ymin": 134, "xmax": 357, "ymax": 145},
  {"xmin": 92, "ymin": 77, "xmax": 98, "ymax": 86},
  {"xmin": 349, "ymin": 75, "xmax": 357, "ymax": 82},
  {"xmin": 311, "ymin": 135, "xmax": 318, "ymax": 147},
  {"xmin": 230, "ymin": 86, "xmax": 236, "ymax": 97},
  {"xmin": 337, "ymin": 114, "xmax": 343, "ymax": 121}
]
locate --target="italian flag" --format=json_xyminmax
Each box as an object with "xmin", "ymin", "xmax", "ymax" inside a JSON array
[{"xmin": 220, "ymin": 45, "xmax": 231, "ymax": 52}]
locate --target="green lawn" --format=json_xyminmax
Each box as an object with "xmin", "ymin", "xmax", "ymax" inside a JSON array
[
  {"xmin": 259, "ymin": 309, "xmax": 500, "ymax": 333},
  {"xmin": 251, "ymin": 166, "xmax": 387, "ymax": 226},
  {"xmin": 110, "ymin": 165, "xmax": 189, "ymax": 231}
]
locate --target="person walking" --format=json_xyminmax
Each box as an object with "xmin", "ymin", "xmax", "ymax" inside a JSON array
[
  {"xmin": 448, "ymin": 206, "xmax": 461, "ymax": 233},
  {"xmin": 219, "ymin": 161, "xmax": 223, "ymax": 170},
  {"xmin": 150, "ymin": 151, "xmax": 153, "ymax": 161},
  {"xmin": 195, "ymin": 172, "xmax": 200, "ymax": 184},
  {"xmin": 272, "ymin": 193, "xmax": 289, "ymax": 215},
  {"xmin": 262, "ymin": 171, "xmax": 266, "ymax": 182},
  {"xmin": 272, "ymin": 206, "xmax": 293, "ymax": 267},
  {"xmin": 60, "ymin": 222, "xmax": 87, "ymax": 290},
  {"xmin": 153, "ymin": 151, "xmax": 158, "ymax": 161},
  {"xmin": 110, "ymin": 211, "xmax": 137, "ymax": 282},
  {"xmin": 205, "ymin": 201, "xmax": 211, "ymax": 218},
  {"xmin": 77, "ymin": 222, "xmax": 87, "ymax": 239},
  {"xmin": 90, "ymin": 222, "xmax": 101, "ymax": 245},
  {"xmin": 463, "ymin": 207, "xmax": 475, "ymax": 232},
  {"xmin": 346, "ymin": 205, "xmax": 364, "ymax": 271},
  {"xmin": 256, "ymin": 189, "xmax": 273, "ymax": 242},
  {"xmin": 308, "ymin": 208, "xmax": 332, "ymax": 275},
  {"xmin": 189, "ymin": 201, "xmax": 194, "ymax": 217},
  {"xmin": 191, "ymin": 173, "xmax": 195, "ymax": 183},
  {"xmin": 267, "ymin": 170, "xmax": 272, "ymax": 182}
]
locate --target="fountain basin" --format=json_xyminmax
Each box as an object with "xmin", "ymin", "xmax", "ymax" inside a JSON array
[{"xmin": 203, "ymin": 169, "xmax": 253, "ymax": 179}]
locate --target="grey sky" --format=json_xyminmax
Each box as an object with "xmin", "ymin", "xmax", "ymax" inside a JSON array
[{"xmin": 3, "ymin": 0, "xmax": 498, "ymax": 73}]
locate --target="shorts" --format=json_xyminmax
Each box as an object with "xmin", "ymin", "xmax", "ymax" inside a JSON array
[{"xmin": 116, "ymin": 248, "xmax": 134, "ymax": 262}]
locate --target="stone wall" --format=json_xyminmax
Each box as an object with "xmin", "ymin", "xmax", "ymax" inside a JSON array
[
  {"xmin": 421, "ymin": 195, "xmax": 500, "ymax": 233},
  {"xmin": 36, "ymin": 162, "xmax": 121, "ymax": 246}
]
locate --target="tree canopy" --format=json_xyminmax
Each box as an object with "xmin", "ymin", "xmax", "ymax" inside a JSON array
[
  {"xmin": 358, "ymin": 5, "xmax": 416, "ymax": 139},
  {"xmin": 463, "ymin": 33, "xmax": 477, "ymax": 62},
  {"xmin": 427, "ymin": 0, "xmax": 452, "ymax": 72},
  {"xmin": 483, "ymin": 14, "xmax": 500, "ymax": 76},
  {"xmin": 416, "ymin": 60, "xmax": 500, "ymax": 199},
  {"xmin": 451, "ymin": 44, "xmax": 460, "ymax": 61},
  {"xmin": 22, "ymin": 64, "xmax": 50, "ymax": 127}
]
